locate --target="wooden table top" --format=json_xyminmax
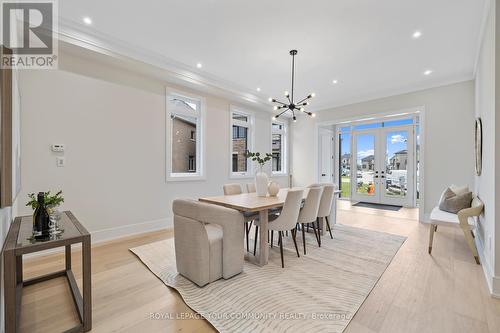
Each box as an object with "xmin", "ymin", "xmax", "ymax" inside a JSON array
[
  {"xmin": 5, "ymin": 211, "xmax": 90, "ymax": 255},
  {"xmin": 199, "ymin": 188, "xmax": 308, "ymax": 212}
]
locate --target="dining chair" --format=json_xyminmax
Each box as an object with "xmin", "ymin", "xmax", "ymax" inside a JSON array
[
  {"xmin": 267, "ymin": 189, "xmax": 304, "ymax": 268},
  {"xmin": 297, "ymin": 187, "xmax": 323, "ymax": 254},
  {"xmin": 316, "ymin": 184, "xmax": 336, "ymax": 241},
  {"xmin": 223, "ymin": 183, "xmax": 257, "ymax": 253},
  {"xmin": 246, "ymin": 183, "xmax": 256, "ymax": 193}
]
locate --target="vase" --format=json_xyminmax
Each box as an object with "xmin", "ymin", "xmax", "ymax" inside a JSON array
[
  {"xmin": 255, "ymin": 171, "xmax": 269, "ymax": 197},
  {"xmin": 268, "ymin": 181, "xmax": 280, "ymax": 196}
]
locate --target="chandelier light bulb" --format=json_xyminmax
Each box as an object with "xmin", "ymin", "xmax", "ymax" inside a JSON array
[
  {"xmin": 272, "ymin": 116, "xmax": 276, "ymax": 120},
  {"xmin": 311, "ymin": 92, "xmax": 316, "ymax": 98},
  {"xmin": 268, "ymin": 97, "xmax": 273, "ymax": 102},
  {"xmin": 293, "ymin": 117, "xmax": 297, "ymax": 122},
  {"xmin": 284, "ymin": 91, "xmax": 290, "ymax": 97},
  {"xmin": 300, "ymin": 107, "xmax": 305, "ymax": 112},
  {"xmin": 273, "ymin": 106, "xmax": 279, "ymax": 110},
  {"xmin": 311, "ymin": 113, "xmax": 316, "ymax": 118}
]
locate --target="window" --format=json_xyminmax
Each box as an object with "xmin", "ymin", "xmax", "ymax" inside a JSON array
[
  {"xmin": 230, "ymin": 108, "xmax": 253, "ymax": 177},
  {"xmin": 272, "ymin": 121, "xmax": 287, "ymax": 174},
  {"xmin": 167, "ymin": 91, "xmax": 204, "ymax": 180}
]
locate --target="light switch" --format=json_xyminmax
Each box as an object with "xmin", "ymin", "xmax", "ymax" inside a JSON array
[
  {"xmin": 56, "ymin": 157, "xmax": 65, "ymax": 167},
  {"xmin": 51, "ymin": 144, "xmax": 65, "ymax": 152}
]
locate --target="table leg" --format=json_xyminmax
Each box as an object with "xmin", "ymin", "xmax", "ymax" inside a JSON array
[
  {"xmin": 65, "ymin": 245, "xmax": 72, "ymax": 271},
  {"xmin": 258, "ymin": 209, "xmax": 269, "ymax": 266},
  {"xmin": 4, "ymin": 250, "xmax": 17, "ymax": 333},
  {"xmin": 82, "ymin": 236, "xmax": 92, "ymax": 331}
]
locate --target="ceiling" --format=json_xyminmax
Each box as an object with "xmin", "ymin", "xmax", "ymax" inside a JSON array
[{"xmin": 59, "ymin": 0, "xmax": 488, "ymax": 111}]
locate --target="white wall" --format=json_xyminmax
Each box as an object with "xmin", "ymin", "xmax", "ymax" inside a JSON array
[
  {"xmin": 475, "ymin": 0, "xmax": 499, "ymax": 295},
  {"xmin": 17, "ymin": 51, "xmax": 289, "ymax": 241},
  {"xmin": 292, "ymin": 80, "xmax": 476, "ymax": 219}
]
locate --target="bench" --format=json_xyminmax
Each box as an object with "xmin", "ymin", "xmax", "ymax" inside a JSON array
[{"xmin": 428, "ymin": 195, "xmax": 484, "ymax": 264}]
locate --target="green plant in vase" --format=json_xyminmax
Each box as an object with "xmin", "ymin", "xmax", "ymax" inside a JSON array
[
  {"xmin": 245, "ymin": 151, "xmax": 272, "ymax": 196},
  {"xmin": 27, "ymin": 190, "xmax": 64, "ymax": 236}
]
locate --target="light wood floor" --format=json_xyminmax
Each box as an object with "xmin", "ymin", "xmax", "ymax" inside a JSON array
[{"xmin": 18, "ymin": 201, "xmax": 500, "ymax": 333}]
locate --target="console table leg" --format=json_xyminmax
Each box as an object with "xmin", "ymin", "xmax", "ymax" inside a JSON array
[
  {"xmin": 65, "ymin": 244, "xmax": 72, "ymax": 270},
  {"xmin": 82, "ymin": 236, "xmax": 92, "ymax": 331},
  {"xmin": 4, "ymin": 250, "xmax": 17, "ymax": 333}
]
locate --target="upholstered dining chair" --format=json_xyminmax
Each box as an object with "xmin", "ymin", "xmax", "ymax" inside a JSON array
[
  {"xmin": 316, "ymin": 184, "xmax": 336, "ymax": 241},
  {"xmin": 223, "ymin": 183, "xmax": 258, "ymax": 253},
  {"xmin": 267, "ymin": 189, "xmax": 304, "ymax": 267},
  {"xmin": 246, "ymin": 183, "xmax": 256, "ymax": 193},
  {"xmin": 297, "ymin": 187, "xmax": 323, "ymax": 254},
  {"xmin": 173, "ymin": 199, "xmax": 244, "ymax": 287}
]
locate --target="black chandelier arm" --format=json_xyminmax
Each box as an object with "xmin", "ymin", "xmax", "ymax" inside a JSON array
[
  {"xmin": 272, "ymin": 99, "xmax": 288, "ymax": 105},
  {"xmin": 296, "ymin": 95, "xmax": 312, "ymax": 105},
  {"xmin": 276, "ymin": 108, "xmax": 291, "ymax": 118}
]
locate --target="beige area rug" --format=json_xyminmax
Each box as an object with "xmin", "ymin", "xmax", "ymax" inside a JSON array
[{"xmin": 130, "ymin": 224, "xmax": 405, "ymax": 333}]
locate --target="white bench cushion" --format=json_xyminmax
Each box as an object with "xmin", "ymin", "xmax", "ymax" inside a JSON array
[{"xmin": 430, "ymin": 207, "xmax": 475, "ymax": 227}]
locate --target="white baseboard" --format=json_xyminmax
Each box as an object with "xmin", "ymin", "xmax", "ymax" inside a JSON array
[
  {"xmin": 24, "ymin": 217, "xmax": 172, "ymax": 259},
  {"xmin": 475, "ymin": 235, "xmax": 500, "ymax": 298},
  {"xmin": 91, "ymin": 217, "xmax": 172, "ymax": 243}
]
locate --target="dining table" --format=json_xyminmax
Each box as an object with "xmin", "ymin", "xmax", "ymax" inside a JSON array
[{"xmin": 199, "ymin": 188, "xmax": 308, "ymax": 267}]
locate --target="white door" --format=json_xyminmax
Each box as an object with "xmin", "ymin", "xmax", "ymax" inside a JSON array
[
  {"xmin": 351, "ymin": 125, "xmax": 414, "ymax": 206},
  {"xmin": 319, "ymin": 130, "xmax": 333, "ymax": 183}
]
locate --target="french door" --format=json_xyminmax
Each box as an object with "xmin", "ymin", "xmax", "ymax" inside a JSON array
[{"xmin": 351, "ymin": 125, "xmax": 415, "ymax": 206}]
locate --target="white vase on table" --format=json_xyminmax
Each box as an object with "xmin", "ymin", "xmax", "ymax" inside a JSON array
[{"xmin": 255, "ymin": 171, "xmax": 269, "ymax": 197}]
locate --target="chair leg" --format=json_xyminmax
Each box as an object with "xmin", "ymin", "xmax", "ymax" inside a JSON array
[
  {"xmin": 301, "ymin": 223, "xmax": 307, "ymax": 255},
  {"xmin": 279, "ymin": 231, "xmax": 284, "ymax": 268},
  {"xmin": 246, "ymin": 222, "xmax": 250, "ymax": 252},
  {"xmin": 291, "ymin": 229, "xmax": 300, "ymax": 257},
  {"xmin": 311, "ymin": 221, "xmax": 320, "ymax": 247},
  {"xmin": 316, "ymin": 218, "xmax": 321, "ymax": 247},
  {"xmin": 253, "ymin": 225, "xmax": 259, "ymax": 256},
  {"xmin": 460, "ymin": 225, "xmax": 480, "ymax": 265},
  {"xmin": 428, "ymin": 224, "xmax": 435, "ymax": 254},
  {"xmin": 325, "ymin": 216, "xmax": 333, "ymax": 239},
  {"xmin": 271, "ymin": 230, "xmax": 274, "ymax": 248}
]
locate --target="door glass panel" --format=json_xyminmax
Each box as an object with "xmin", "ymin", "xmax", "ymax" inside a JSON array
[
  {"xmin": 339, "ymin": 131, "xmax": 351, "ymax": 198},
  {"xmin": 385, "ymin": 130, "xmax": 408, "ymax": 197},
  {"xmin": 356, "ymin": 134, "xmax": 376, "ymax": 195}
]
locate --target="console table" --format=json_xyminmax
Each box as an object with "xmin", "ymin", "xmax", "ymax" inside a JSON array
[{"xmin": 3, "ymin": 211, "xmax": 91, "ymax": 332}]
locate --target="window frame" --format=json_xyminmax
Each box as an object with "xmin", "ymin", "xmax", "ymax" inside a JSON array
[
  {"xmin": 229, "ymin": 106, "xmax": 254, "ymax": 179},
  {"xmin": 166, "ymin": 88, "xmax": 206, "ymax": 182},
  {"xmin": 271, "ymin": 120, "xmax": 288, "ymax": 176}
]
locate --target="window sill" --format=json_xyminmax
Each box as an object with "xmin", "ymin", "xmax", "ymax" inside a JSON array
[
  {"xmin": 167, "ymin": 173, "xmax": 206, "ymax": 182},
  {"xmin": 271, "ymin": 173, "xmax": 289, "ymax": 177},
  {"xmin": 229, "ymin": 173, "xmax": 254, "ymax": 180}
]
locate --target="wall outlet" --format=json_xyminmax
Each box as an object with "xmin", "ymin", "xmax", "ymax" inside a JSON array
[
  {"xmin": 51, "ymin": 144, "xmax": 65, "ymax": 152},
  {"xmin": 56, "ymin": 157, "xmax": 65, "ymax": 167}
]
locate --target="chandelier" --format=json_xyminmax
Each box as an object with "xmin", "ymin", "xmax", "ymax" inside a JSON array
[{"xmin": 269, "ymin": 50, "xmax": 316, "ymax": 122}]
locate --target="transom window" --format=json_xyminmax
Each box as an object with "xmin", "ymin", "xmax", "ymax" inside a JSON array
[
  {"xmin": 272, "ymin": 121, "xmax": 287, "ymax": 174},
  {"xmin": 166, "ymin": 92, "xmax": 204, "ymax": 181},
  {"xmin": 230, "ymin": 108, "xmax": 253, "ymax": 177}
]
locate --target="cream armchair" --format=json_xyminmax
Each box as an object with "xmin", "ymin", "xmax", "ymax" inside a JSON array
[{"xmin": 173, "ymin": 199, "xmax": 245, "ymax": 287}]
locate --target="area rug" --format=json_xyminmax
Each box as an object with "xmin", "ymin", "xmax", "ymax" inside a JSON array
[{"xmin": 130, "ymin": 224, "xmax": 405, "ymax": 333}]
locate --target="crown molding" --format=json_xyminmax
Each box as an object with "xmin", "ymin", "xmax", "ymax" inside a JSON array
[
  {"xmin": 57, "ymin": 18, "xmax": 477, "ymax": 115},
  {"xmin": 56, "ymin": 18, "xmax": 272, "ymax": 112},
  {"xmin": 312, "ymin": 73, "xmax": 474, "ymax": 113}
]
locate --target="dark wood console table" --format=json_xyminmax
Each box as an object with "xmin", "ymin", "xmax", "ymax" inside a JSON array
[{"xmin": 3, "ymin": 211, "xmax": 91, "ymax": 332}]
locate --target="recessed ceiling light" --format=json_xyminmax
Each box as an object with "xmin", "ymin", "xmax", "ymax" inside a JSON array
[
  {"xmin": 196, "ymin": 63, "xmax": 202, "ymax": 69},
  {"xmin": 412, "ymin": 30, "xmax": 422, "ymax": 39},
  {"xmin": 256, "ymin": 87, "xmax": 261, "ymax": 92},
  {"xmin": 423, "ymin": 69, "xmax": 433, "ymax": 76},
  {"xmin": 83, "ymin": 17, "xmax": 92, "ymax": 25},
  {"xmin": 332, "ymin": 79, "xmax": 338, "ymax": 84}
]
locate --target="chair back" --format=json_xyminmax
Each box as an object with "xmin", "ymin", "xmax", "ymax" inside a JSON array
[
  {"xmin": 246, "ymin": 183, "xmax": 256, "ymax": 193},
  {"xmin": 298, "ymin": 187, "xmax": 323, "ymax": 224},
  {"xmin": 317, "ymin": 184, "xmax": 335, "ymax": 218},
  {"xmin": 268, "ymin": 189, "xmax": 304, "ymax": 231},
  {"xmin": 223, "ymin": 183, "xmax": 242, "ymax": 195}
]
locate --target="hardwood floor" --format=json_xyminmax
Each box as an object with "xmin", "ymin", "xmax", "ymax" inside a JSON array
[{"xmin": 17, "ymin": 201, "xmax": 500, "ymax": 332}]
